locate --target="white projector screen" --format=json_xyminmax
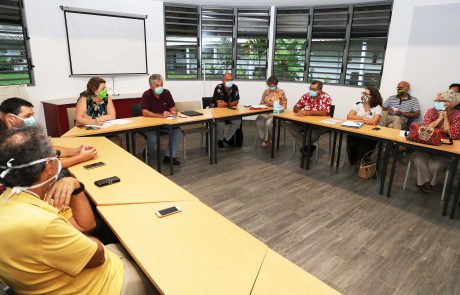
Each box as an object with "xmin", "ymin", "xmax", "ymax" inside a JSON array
[{"xmin": 64, "ymin": 9, "xmax": 148, "ymax": 75}]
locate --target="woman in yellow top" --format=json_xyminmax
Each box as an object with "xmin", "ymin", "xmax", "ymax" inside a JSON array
[{"xmin": 256, "ymin": 76, "xmax": 287, "ymax": 148}]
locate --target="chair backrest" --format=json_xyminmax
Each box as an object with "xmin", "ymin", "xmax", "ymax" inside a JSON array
[
  {"xmin": 175, "ymin": 101, "xmax": 202, "ymax": 112},
  {"xmin": 66, "ymin": 107, "xmax": 76, "ymax": 128},
  {"xmin": 329, "ymin": 105, "xmax": 336, "ymax": 117},
  {"xmin": 131, "ymin": 103, "xmax": 142, "ymax": 116},
  {"xmin": 202, "ymin": 97, "xmax": 214, "ymax": 108}
]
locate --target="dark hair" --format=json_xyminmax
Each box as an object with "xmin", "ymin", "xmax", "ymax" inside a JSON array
[
  {"xmin": 0, "ymin": 126, "xmax": 54, "ymax": 188},
  {"xmin": 0, "ymin": 117, "xmax": 7, "ymax": 131},
  {"xmin": 0, "ymin": 97, "xmax": 34, "ymax": 115},
  {"xmin": 80, "ymin": 77, "xmax": 106, "ymax": 97},
  {"xmin": 365, "ymin": 86, "xmax": 383, "ymax": 108},
  {"xmin": 310, "ymin": 80, "xmax": 323, "ymax": 90},
  {"xmin": 449, "ymin": 83, "xmax": 460, "ymax": 91},
  {"xmin": 267, "ymin": 76, "xmax": 279, "ymax": 85}
]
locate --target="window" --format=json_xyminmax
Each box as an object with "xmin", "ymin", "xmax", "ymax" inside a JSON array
[
  {"xmin": 201, "ymin": 7, "xmax": 234, "ymax": 79},
  {"xmin": 0, "ymin": 0, "xmax": 32, "ymax": 86},
  {"xmin": 164, "ymin": 5, "xmax": 199, "ymax": 79},
  {"xmin": 308, "ymin": 7, "xmax": 349, "ymax": 84},
  {"xmin": 345, "ymin": 4, "xmax": 392, "ymax": 87},
  {"xmin": 235, "ymin": 9, "xmax": 270, "ymax": 80},
  {"xmin": 273, "ymin": 8, "xmax": 309, "ymax": 82}
]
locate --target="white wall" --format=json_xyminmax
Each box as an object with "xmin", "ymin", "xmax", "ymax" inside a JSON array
[{"xmin": 23, "ymin": 0, "xmax": 460, "ymax": 126}]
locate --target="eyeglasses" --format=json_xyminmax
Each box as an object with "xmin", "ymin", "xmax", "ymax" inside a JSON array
[{"xmin": 361, "ymin": 92, "xmax": 371, "ymax": 97}]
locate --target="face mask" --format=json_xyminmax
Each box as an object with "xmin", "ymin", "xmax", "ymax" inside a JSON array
[
  {"xmin": 268, "ymin": 86, "xmax": 277, "ymax": 91},
  {"xmin": 361, "ymin": 94, "xmax": 371, "ymax": 104},
  {"xmin": 225, "ymin": 81, "xmax": 233, "ymax": 88},
  {"xmin": 97, "ymin": 88, "xmax": 107, "ymax": 99},
  {"xmin": 397, "ymin": 89, "xmax": 406, "ymax": 96},
  {"xmin": 0, "ymin": 157, "xmax": 61, "ymax": 202},
  {"xmin": 154, "ymin": 87, "xmax": 164, "ymax": 95},
  {"xmin": 309, "ymin": 90, "xmax": 318, "ymax": 97},
  {"xmin": 434, "ymin": 101, "xmax": 446, "ymax": 111},
  {"xmin": 11, "ymin": 113, "xmax": 36, "ymax": 127}
]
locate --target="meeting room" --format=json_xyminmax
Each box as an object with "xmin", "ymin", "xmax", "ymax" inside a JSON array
[{"xmin": 1, "ymin": 0, "xmax": 460, "ymax": 294}]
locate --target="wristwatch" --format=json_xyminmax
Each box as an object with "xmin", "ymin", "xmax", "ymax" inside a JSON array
[
  {"xmin": 55, "ymin": 149, "xmax": 61, "ymax": 158},
  {"xmin": 72, "ymin": 182, "xmax": 85, "ymax": 196}
]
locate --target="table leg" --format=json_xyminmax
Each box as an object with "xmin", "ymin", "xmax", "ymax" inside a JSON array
[
  {"xmin": 376, "ymin": 141, "xmax": 383, "ymax": 176},
  {"xmin": 336, "ymin": 133, "xmax": 343, "ymax": 168},
  {"xmin": 271, "ymin": 117, "xmax": 277, "ymax": 159},
  {"xmin": 276, "ymin": 118, "xmax": 281, "ymax": 150},
  {"xmin": 449, "ymin": 159, "xmax": 460, "ymax": 218},
  {"xmin": 330, "ymin": 132, "xmax": 337, "ymax": 167},
  {"xmin": 131, "ymin": 133, "xmax": 136, "ymax": 156},
  {"xmin": 443, "ymin": 157, "xmax": 459, "ymax": 216},
  {"xmin": 306, "ymin": 125, "xmax": 313, "ymax": 170},
  {"xmin": 386, "ymin": 142, "xmax": 399, "ymax": 198},
  {"xmin": 209, "ymin": 122, "xmax": 213, "ymax": 165},
  {"xmin": 214, "ymin": 121, "xmax": 218, "ymax": 164},
  {"xmin": 300, "ymin": 124, "xmax": 307, "ymax": 169},
  {"xmin": 125, "ymin": 133, "xmax": 130, "ymax": 153},
  {"xmin": 157, "ymin": 128, "xmax": 161, "ymax": 172},
  {"xmin": 379, "ymin": 141, "xmax": 391, "ymax": 195},
  {"xmin": 168, "ymin": 126, "xmax": 174, "ymax": 175}
]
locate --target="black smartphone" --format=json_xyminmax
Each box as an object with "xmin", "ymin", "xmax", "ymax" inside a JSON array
[
  {"xmin": 155, "ymin": 206, "xmax": 182, "ymax": 218},
  {"xmin": 94, "ymin": 176, "xmax": 120, "ymax": 187},
  {"xmin": 372, "ymin": 127, "xmax": 381, "ymax": 131},
  {"xmin": 83, "ymin": 162, "xmax": 105, "ymax": 170},
  {"xmin": 227, "ymin": 107, "xmax": 237, "ymax": 110},
  {"xmin": 86, "ymin": 126, "xmax": 100, "ymax": 130}
]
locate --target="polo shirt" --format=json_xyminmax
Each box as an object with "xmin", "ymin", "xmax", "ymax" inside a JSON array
[
  {"xmin": 0, "ymin": 189, "xmax": 123, "ymax": 294},
  {"xmin": 212, "ymin": 83, "xmax": 240, "ymax": 105},
  {"xmin": 383, "ymin": 94, "xmax": 420, "ymax": 113},
  {"xmin": 141, "ymin": 88, "xmax": 175, "ymax": 114}
]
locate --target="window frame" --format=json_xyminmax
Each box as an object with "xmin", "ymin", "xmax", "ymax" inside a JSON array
[{"xmin": 0, "ymin": 0, "xmax": 34, "ymax": 86}]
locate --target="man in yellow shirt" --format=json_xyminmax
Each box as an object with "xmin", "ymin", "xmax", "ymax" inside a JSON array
[{"xmin": 0, "ymin": 127, "xmax": 156, "ymax": 294}]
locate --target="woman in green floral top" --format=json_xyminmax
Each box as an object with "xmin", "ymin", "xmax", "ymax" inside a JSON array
[
  {"xmin": 76, "ymin": 77, "xmax": 116, "ymax": 126},
  {"xmin": 256, "ymin": 76, "xmax": 287, "ymax": 148}
]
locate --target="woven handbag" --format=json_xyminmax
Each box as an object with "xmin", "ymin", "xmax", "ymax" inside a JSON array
[{"xmin": 358, "ymin": 150, "xmax": 377, "ymax": 180}]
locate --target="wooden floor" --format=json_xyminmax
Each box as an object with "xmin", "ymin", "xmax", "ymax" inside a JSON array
[{"xmin": 134, "ymin": 121, "xmax": 460, "ymax": 295}]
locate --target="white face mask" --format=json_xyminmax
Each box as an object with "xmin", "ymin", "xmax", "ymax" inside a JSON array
[{"xmin": 0, "ymin": 157, "xmax": 61, "ymax": 201}]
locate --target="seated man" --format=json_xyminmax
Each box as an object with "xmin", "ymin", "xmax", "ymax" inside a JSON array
[
  {"xmin": 141, "ymin": 74, "xmax": 181, "ymax": 165},
  {"xmin": 449, "ymin": 83, "xmax": 460, "ymax": 110},
  {"xmin": 381, "ymin": 81, "xmax": 420, "ymax": 130},
  {"xmin": 0, "ymin": 127, "xmax": 156, "ymax": 294},
  {"xmin": 0, "ymin": 97, "xmax": 97, "ymax": 168},
  {"xmin": 212, "ymin": 73, "xmax": 242, "ymax": 148},
  {"xmin": 288, "ymin": 80, "xmax": 332, "ymax": 156}
]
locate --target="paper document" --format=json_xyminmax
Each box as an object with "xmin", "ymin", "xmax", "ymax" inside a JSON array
[
  {"xmin": 341, "ymin": 120, "xmax": 364, "ymax": 128},
  {"xmin": 400, "ymin": 130, "xmax": 408, "ymax": 137},
  {"xmin": 250, "ymin": 105, "xmax": 268, "ymax": 109},
  {"xmin": 106, "ymin": 119, "xmax": 133, "ymax": 125},
  {"xmin": 320, "ymin": 119, "xmax": 342, "ymax": 125},
  {"xmin": 84, "ymin": 122, "xmax": 113, "ymax": 129}
]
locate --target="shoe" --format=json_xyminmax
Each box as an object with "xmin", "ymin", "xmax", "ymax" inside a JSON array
[
  {"xmin": 217, "ymin": 140, "xmax": 224, "ymax": 148},
  {"xmin": 421, "ymin": 182, "xmax": 433, "ymax": 193},
  {"xmin": 300, "ymin": 145, "xmax": 317, "ymax": 156},
  {"xmin": 163, "ymin": 156, "xmax": 181, "ymax": 165},
  {"xmin": 223, "ymin": 138, "xmax": 235, "ymax": 147},
  {"xmin": 261, "ymin": 141, "xmax": 268, "ymax": 149}
]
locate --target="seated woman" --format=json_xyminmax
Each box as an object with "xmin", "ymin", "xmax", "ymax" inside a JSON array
[
  {"xmin": 76, "ymin": 77, "xmax": 121, "ymax": 145},
  {"xmin": 256, "ymin": 76, "xmax": 287, "ymax": 148},
  {"xmin": 346, "ymin": 86, "xmax": 383, "ymax": 167},
  {"xmin": 413, "ymin": 90, "xmax": 460, "ymax": 193}
]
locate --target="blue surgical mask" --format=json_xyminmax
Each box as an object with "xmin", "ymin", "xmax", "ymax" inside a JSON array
[
  {"xmin": 268, "ymin": 86, "xmax": 277, "ymax": 91},
  {"xmin": 11, "ymin": 113, "xmax": 36, "ymax": 127},
  {"xmin": 225, "ymin": 81, "xmax": 233, "ymax": 88},
  {"xmin": 309, "ymin": 90, "xmax": 318, "ymax": 97},
  {"xmin": 434, "ymin": 101, "xmax": 446, "ymax": 111},
  {"xmin": 154, "ymin": 87, "xmax": 164, "ymax": 95}
]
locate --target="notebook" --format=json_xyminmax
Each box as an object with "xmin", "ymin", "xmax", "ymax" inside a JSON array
[
  {"xmin": 341, "ymin": 120, "xmax": 364, "ymax": 128},
  {"xmin": 181, "ymin": 110, "xmax": 203, "ymax": 116}
]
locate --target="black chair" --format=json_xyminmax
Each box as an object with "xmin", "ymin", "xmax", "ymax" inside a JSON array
[{"xmin": 202, "ymin": 97, "xmax": 214, "ymax": 109}]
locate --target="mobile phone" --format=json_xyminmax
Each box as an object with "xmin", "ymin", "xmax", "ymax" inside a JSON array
[
  {"xmin": 155, "ymin": 205, "xmax": 182, "ymax": 218},
  {"xmin": 83, "ymin": 162, "xmax": 105, "ymax": 170},
  {"xmin": 372, "ymin": 127, "xmax": 381, "ymax": 130},
  {"xmin": 86, "ymin": 126, "xmax": 100, "ymax": 130},
  {"xmin": 94, "ymin": 176, "xmax": 120, "ymax": 187},
  {"xmin": 227, "ymin": 106, "xmax": 237, "ymax": 110}
]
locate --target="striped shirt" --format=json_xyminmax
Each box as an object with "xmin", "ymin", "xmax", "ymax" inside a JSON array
[{"xmin": 383, "ymin": 94, "xmax": 420, "ymax": 113}]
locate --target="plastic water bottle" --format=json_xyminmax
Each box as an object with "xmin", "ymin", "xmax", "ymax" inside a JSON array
[{"xmin": 273, "ymin": 98, "xmax": 283, "ymax": 114}]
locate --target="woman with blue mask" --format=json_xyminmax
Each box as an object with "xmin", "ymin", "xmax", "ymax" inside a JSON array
[
  {"xmin": 256, "ymin": 76, "xmax": 287, "ymax": 148},
  {"xmin": 412, "ymin": 90, "xmax": 460, "ymax": 193},
  {"xmin": 346, "ymin": 86, "xmax": 383, "ymax": 168},
  {"xmin": 75, "ymin": 77, "xmax": 116, "ymax": 126}
]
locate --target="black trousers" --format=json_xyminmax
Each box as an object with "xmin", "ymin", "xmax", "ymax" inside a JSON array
[{"xmin": 346, "ymin": 135, "xmax": 377, "ymax": 165}]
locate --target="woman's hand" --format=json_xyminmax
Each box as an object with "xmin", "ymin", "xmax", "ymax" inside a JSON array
[
  {"xmin": 95, "ymin": 117, "xmax": 105, "ymax": 125},
  {"xmin": 79, "ymin": 145, "xmax": 97, "ymax": 161}
]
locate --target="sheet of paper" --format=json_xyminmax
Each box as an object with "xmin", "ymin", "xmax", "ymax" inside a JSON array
[
  {"xmin": 400, "ymin": 130, "xmax": 407, "ymax": 137},
  {"xmin": 84, "ymin": 122, "xmax": 113, "ymax": 129},
  {"xmin": 106, "ymin": 119, "xmax": 133, "ymax": 125},
  {"xmin": 341, "ymin": 120, "xmax": 363, "ymax": 128},
  {"xmin": 320, "ymin": 119, "xmax": 342, "ymax": 125},
  {"xmin": 250, "ymin": 105, "xmax": 268, "ymax": 109}
]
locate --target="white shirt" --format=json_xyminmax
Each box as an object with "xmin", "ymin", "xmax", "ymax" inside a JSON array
[{"xmin": 352, "ymin": 103, "xmax": 382, "ymax": 119}]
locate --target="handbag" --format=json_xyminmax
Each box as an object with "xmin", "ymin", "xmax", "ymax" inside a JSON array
[
  {"xmin": 406, "ymin": 123, "xmax": 452, "ymax": 146},
  {"xmin": 358, "ymin": 150, "xmax": 377, "ymax": 180}
]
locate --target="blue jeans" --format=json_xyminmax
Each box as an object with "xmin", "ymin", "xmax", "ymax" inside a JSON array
[{"xmin": 145, "ymin": 127, "xmax": 181, "ymax": 158}]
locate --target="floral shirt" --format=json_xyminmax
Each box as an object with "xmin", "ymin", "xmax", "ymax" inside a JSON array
[
  {"xmin": 423, "ymin": 108, "xmax": 460, "ymax": 139},
  {"xmin": 295, "ymin": 90, "xmax": 332, "ymax": 113},
  {"xmin": 260, "ymin": 88, "xmax": 287, "ymax": 108},
  {"xmin": 85, "ymin": 96, "xmax": 108, "ymax": 119},
  {"xmin": 0, "ymin": 183, "xmax": 5, "ymax": 195}
]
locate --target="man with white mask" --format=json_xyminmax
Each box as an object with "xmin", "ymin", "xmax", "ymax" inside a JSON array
[{"xmin": 0, "ymin": 127, "xmax": 157, "ymax": 294}]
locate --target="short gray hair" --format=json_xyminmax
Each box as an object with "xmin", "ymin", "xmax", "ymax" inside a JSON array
[{"xmin": 149, "ymin": 74, "xmax": 163, "ymax": 85}]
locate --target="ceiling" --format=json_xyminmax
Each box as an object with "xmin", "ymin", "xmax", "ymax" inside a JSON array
[{"xmin": 160, "ymin": 0, "xmax": 391, "ymax": 7}]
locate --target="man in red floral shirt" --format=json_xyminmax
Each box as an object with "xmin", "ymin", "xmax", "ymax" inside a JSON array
[{"xmin": 288, "ymin": 80, "xmax": 332, "ymax": 156}]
